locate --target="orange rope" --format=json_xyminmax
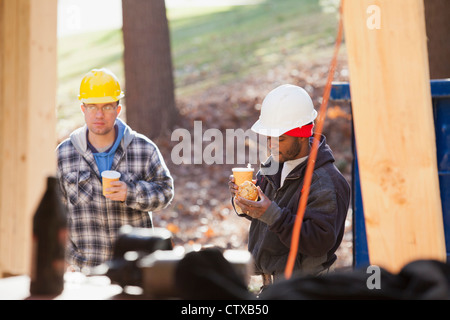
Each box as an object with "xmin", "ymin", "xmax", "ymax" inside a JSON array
[{"xmin": 284, "ymin": 1, "xmax": 345, "ymax": 279}]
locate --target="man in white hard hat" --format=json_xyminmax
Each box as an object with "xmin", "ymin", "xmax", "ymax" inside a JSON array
[{"xmin": 229, "ymin": 84, "xmax": 350, "ymax": 289}]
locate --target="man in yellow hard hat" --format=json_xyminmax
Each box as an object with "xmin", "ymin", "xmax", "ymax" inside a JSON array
[
  {"xmin": 56, "ymin": 68, "xmax": 174, "ymax": 269},
  {"xmin": 228, "ymin": 84, "xmax": 350, "ymax": 290}
]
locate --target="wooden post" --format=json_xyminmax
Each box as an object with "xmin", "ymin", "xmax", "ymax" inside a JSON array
[
  {"xmin": 424, "ymin": 0, "xmax": 450, "ymax": 79},
  {"xmin": 0, "ymin": 0, "xmax": 57, "ymax": 277},
  {"xmin": 343, "ymin": 0, "xmax": 446, "ymax": 272}
]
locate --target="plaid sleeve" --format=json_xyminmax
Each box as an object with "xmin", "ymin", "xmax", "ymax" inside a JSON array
[
  {"xmin": 125, "ymin": 138, "xmax": 174, "ymax": 212},
  {"xmin": 57, "ymin": 163, "xmax": 68, "ymax": 207},
  {"xmin": 56, "ymin": 140, "xmax": 72, "ymax": 207}
]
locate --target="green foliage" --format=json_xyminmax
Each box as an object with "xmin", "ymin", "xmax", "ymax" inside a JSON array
[{"xmin": 168, "ymin": 0, "xmax": 337, "ymax": 94}]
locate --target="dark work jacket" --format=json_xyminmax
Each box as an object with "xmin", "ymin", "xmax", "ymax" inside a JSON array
[{"xmin": 235, "ymin": 135, "xmax": 350, "ymax": 278}]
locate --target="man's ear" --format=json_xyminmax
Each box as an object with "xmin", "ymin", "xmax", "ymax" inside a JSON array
[
  {"xmin": 117, "ymin": 104, "xmax": 122, "ymax": 116},
  {"xmin": 301, "ymin": 136, "xmax": 310, "ymax": 144},
  {"xmin": 80, "ymin": 103, "xmax": 86, "ymax": 114}
]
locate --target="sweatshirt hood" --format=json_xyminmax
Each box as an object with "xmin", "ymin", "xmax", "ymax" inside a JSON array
[{"xmin": 69, "ymin": 118, "xmax": 135, "ymax": 156}]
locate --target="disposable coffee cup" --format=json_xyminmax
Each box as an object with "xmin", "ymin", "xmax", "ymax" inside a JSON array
[
  {"xmin": 232, "ymin": 167, "xmax": 254, "ymax": 187},
  {"xmin": 102, "ymin": 170, "xmax": 121, "ymax": 196},
  {"xmin": 232, "ymin": 167, "xmax": 254, "ymax": 215}
]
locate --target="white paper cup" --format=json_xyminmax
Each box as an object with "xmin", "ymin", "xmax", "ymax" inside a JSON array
[
  {"xmin": 102, "ymin": 170, "xmax": 121, "ymax": 196},
  {"xmin": 232, "ymin": 167, "xmax": 254, "ymax": 215},
  {"xmin": 232, "ymin": 167, "xmax": 254, "ymax": 186}
]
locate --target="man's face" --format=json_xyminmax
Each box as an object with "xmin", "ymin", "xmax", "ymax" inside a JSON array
[
  {"xmin": 268, "ymin": 134, "xmax": 305, "ymax": 163},
  {"xmin": 81, "ymin": 102, "xmax": 121, "ymax": 136}
]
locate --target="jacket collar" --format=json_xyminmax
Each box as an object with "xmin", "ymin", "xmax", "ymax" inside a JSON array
[
  {"xmin": 260, "ymin": 134, "xmax": 334, "ymax": 185},
  {"xmin": 69, "ymin": 118, "xmax": 135, "ymax": 156}
]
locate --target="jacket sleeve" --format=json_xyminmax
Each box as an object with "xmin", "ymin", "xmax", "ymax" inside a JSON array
[
  {"xmin": 263, "ymin": 175, "xmax": 340, "ymax": 258},
  {"xmin": 231, "ymin": 197, "xmax": 253, "ymax": 221},
  {"xmin": 56, "ymin": 146, "xmax": 69, "ymax": 207},
  {"xmin": 124, "ymin": 146, "xmax": 174, "ymax": 212}
]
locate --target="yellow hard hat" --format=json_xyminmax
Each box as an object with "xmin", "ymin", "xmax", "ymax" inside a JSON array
[{"xmin": 78, "ymin": 68, "xmax": 125, "ymax": 104}]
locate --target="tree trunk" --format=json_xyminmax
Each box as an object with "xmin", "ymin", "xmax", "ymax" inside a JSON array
[
  {"xmin": 424, "ymin": 0, "xmax": 450, "ymax": 79},
  {"xmin": 122, "ymin": 0, "xmax": 178, "ymax": 139}
]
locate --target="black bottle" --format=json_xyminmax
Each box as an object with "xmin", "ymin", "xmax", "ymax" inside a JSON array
[{"xmin": 30, "ymin": 176, "xmax": 67, "ymax": 296}]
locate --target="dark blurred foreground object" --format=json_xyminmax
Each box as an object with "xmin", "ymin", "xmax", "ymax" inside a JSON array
[
  {"xmin": 101, "ymin": 226, "xmax": 253, "ymax": 298},
  {"xmin": 30, "ymin": 177, "xmax": 67, "ymax": 295},
  {"xmin": 260, "ymin": 260, "xmax": 450, "ymax": 300},
  {"xmin": 139, "ymin": 248, "xmax": 253, "ymax": 298},
  {"xmin": 137, "ymin": 248, "xmax": 252, "ymax": 298},
  {"xmin": 174, "ymin": 248, "xmax": 254, "ymax": 300},
  {"xmin": 103, "ymin": 227, "xmax": 450, "ymax": 299},
  {"xmin": 103, "ymin": 226, "xmax": 174, "ymax": 289},
  {"xmin": 176, "ymin": 254, "xmax": 450, "ymax": 300},
  {"xmin": 100, "ymin": 226, "xmax": 253, "ymax": 298},
  {"xmin": 112, "ymin": 225, "xmax": 174, "ymax": 260}
]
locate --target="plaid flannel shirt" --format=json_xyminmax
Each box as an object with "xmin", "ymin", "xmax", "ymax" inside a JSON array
[{"xmin": 56, "ymin": 119, "xmax": 174, "ymax": 268}]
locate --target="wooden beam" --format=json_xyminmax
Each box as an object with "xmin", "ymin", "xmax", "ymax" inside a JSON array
[
  {"xmin": 343, "ymin": 0, "xmax": 446, "ymax": 272},
  {"xmin": 0, "ymin": 0, "xmax": 57, "ymax": 277}
]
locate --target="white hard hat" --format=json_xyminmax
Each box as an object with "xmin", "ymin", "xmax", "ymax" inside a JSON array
[{"xmin": 251, "ymin": 84, "xmax": 317, "ymax": 137}]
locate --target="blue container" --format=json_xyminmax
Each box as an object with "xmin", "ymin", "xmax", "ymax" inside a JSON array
[{"xmin": 330, "ymin": 79, "xmax": 450, "ymax": 268}]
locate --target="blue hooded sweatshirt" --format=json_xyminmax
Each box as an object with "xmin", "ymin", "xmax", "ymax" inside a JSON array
[{"xmin": 89, "ymin": 120, "xmax": 125, "ymax": 174}]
